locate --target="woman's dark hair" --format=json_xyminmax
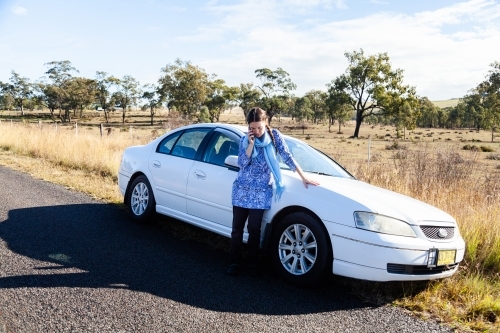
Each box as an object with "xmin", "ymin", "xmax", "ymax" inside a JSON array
[{"xmin": 247, "ymin": 107, "xmax": 276, "ymax": 147}]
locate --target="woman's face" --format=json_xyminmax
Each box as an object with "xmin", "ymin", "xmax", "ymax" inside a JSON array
[{"xmin": 248, "ymin": 121, "xmax": 266, "ymax": 138}]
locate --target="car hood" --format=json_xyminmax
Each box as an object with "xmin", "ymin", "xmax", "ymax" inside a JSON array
[{"xmin": 309, "ymin": 174, "xmax": 456, "ymax": 225}]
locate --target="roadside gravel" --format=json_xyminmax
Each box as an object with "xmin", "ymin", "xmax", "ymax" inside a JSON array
[{"xmin": 0, "ymin": 165, "xmax": 454, "ymax": 332}]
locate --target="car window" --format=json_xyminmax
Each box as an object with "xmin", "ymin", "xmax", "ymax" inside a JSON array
[
  {"xmin": 278, "ymin": 137, "xmax": 353, "ymax": 178},
  {"xmin": 157, "ymin": 131, "xmax": 181, "ymax": 154},
  {"xmin": 171, "ymin": 129, "xmax": 210, "ymax": 160},
  {"xmin": 203, "ymin": 132, "xmax": 239, "ymax": 166}
]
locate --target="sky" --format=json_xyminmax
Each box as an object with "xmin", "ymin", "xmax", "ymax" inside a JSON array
[{"xmin": 0, "ymin": 0, "xmax": 499, "ymax": 100}]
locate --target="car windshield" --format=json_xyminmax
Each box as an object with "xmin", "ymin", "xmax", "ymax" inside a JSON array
[{"xmin": 280, "ymin": 137, "xmax": 353, "ymax": 179}]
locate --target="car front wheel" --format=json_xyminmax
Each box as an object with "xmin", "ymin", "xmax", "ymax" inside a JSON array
[
  {"xmin": 127, "ymin": 175, "xmax": 156, "ymax": 223},
  {"xmin": 271, "ymin": 212, "xmax": 330, "ymax": 286}
]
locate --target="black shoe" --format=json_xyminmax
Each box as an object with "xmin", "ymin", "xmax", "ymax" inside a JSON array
[
  {"xmin": 247, "ymin": 265, "xmax": 259, "ymax": 277},
  {"xmin": 226, "ymin": 264, "xmax": 240, "ymax": 276}
]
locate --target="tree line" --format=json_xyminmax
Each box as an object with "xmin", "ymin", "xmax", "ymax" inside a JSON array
[{"xmin": 1, "ymin": 51, "xmax": 499, "ymax": 139}]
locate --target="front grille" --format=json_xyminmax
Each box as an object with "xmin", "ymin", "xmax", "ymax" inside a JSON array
[
  {"xmin": 387, "ymin": 263, "xmax": 459, "ymax": 275},
  {"xmin": 420, "ymin": 226, "xmax": 455, "ymax": 240}
]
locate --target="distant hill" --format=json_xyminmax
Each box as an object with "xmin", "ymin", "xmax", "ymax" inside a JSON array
[{"xmin": 431, "ymin": 98, "xmax": 460, "ymax": 108}]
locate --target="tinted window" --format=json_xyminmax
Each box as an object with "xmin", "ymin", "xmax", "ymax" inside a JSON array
[
  {"xmin": 157, "ymin": 131, "xmax": 181, "ymax": 154},
  {"xmin": 171, "ymin": 129, "xmax": 210, "ymax": 160},
  {"xmin": 203, "ymin": 132, "xmax": 239, "ymax": 166}
]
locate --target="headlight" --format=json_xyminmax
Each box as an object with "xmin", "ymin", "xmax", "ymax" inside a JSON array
[{"xmin": 354, "ymin": 212, "xmax": 417, "ymax": 237}]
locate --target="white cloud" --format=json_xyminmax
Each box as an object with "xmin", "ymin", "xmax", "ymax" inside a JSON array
[
  {"xmin": 370, "ymin": 0, "xmax": 389, "ymax": 4},
  {"xmin": 192, "ymin": 0, "xmax": 500, "ymax": 99},
  {"xmin": 11, "ymin": 5, "xmax": 27, "ymax": 15}
]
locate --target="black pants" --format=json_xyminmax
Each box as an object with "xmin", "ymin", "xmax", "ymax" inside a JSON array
[{"xmin": 230, "ymin": 206, "xmax": 265, "ymax": 266}]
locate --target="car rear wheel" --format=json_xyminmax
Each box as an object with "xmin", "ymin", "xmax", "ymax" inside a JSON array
[
  {"xmin": 127, "ymin": 175, "xmax": 156, "ymax": 224},
  {"xmin": 271, "ymin": 212, "xmax": 330, "ymax": 286}
]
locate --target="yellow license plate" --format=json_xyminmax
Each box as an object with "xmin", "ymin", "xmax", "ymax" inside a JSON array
[{"xmin": 437, "ymin": 249, "xmax": 456, "ymax": 266}]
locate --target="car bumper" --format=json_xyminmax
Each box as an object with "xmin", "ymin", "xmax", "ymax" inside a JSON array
[
  {"xmin": 324, "ymin": 221, "xmax": 466, "ymax": 282},
  {"xmin": 118, "ymin": 170, "xmax": 131, "ymax": 197}
]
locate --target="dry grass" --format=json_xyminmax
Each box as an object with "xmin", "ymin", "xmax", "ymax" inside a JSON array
[
  {"xmin": 432, "ymin": 99, "xmax": 461, "ymax": 108},
  {"xmin": 1, "ymin": 109, "xmax": 500, "ymax": 331}
]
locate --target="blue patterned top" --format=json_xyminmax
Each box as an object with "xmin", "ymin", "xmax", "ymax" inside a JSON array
[{"xmin": 232, "ymin": 129, "xmax": 297, "ymax": 209}]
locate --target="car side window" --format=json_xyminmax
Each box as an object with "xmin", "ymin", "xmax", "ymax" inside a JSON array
[
  {"xmin": 171, "ymin": 129, "xmax": 210, "ymax": 160},
  {"xmin": 203, "ymin": 132, "xmax": 239, "ymax": 166},
  {"xmin": 157, "ymin": 132, "xmax": 181, "ymax": 154}
]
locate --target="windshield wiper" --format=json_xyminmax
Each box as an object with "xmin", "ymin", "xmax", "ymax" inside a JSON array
[{"xmin": 303, "ymin": 170, "xmax": 335, "ymax": 177}]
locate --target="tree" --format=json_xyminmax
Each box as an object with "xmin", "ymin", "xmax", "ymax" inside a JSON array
[
  {"xmin": 294, "ymin": 96, "xmax": 312, "ymax": 134},
  {"xmin": 65, "ymin": 77, "xmax": 97, "ymax": 119},
  {"xmin": 381, "ymin": 87, "xmax": 419, "ymax": 139},
  {"xmin": 95, "ymin": 71, "xmax": 119, "ymax": 124},
  {"xmin": 387, "ymin": 98, "xmax": 419, "ymax": 139},
  {"xmin": 114, "ymin": 75, "xmax": 141, "ymax": 124},
  {"xmin": 482, "ymin": 61, "xmax": 500, "ymax": 142},
  {"xmin": 417, "ymin": 97, "xmax": 440, "ymax": 128},
  {"xmin": 3, "ymin": 71, "xmax": 33, "ymax": 116},
  {"xmin": 35, "ymin": 83, "xmax": 60, "ymax": 118},
  {"xmin": 41, "ymin": 60, "xmax": 79, "ymax": 120},
  {"xmin": 304, "ymin": 90, "xmax": 327, "ymax": 124},
  {"xmin": 44, "ymin": 60, "xmax": 78, "ymax": 85},
  {"xmin": 255, "ymin": 67, "xmax": 296, "ymax": 123},
  {"xmin": 0, "ymin": 81, "xmax": 15, "ymax": 110},
  {"xmin": 237, "ymin": 83, "xmax": 261, "ymax": 116},
  {"xmin": 332, "ymin": 49, "xmax": 416, "ymax": 138},
  {"xmin": 158, "ymin": 59, "xmax": 210, "ymax": 119},
  {"xmin": 325, "ymin": 84, "xmax": 354, "ymax": 134},
  {"xmin": 141, "ymin": 84, "xmax": 163, "ymax": 125},
  {"xmin": 205, "ymin": 79, "xmax": 239, "ymax": 123}
]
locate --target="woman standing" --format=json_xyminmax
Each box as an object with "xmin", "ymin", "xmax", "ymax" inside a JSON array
[{"xmin": 227, "ymin": 107, "xmax": 319, "ymax": 276}]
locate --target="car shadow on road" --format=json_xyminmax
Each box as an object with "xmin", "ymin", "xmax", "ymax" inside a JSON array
[{"xmin": 0, "ymin": 203, "xmax": 427, "ymax": 315}]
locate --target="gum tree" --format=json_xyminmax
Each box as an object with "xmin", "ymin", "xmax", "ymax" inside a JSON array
[
  {"xmin": 3, "ymin": 71, "xmax": 33, "ymax": 116},
  {"xmin": 158, "ymin": 59, "xmax": 210, "ymax": 120},
  {"xmin": 255, "ymin": 67, "xmax": 296, "ymax": 123},
  {"xmin": 332, "ymin": 49, "xmax": 416, "ymax": 138},
  {"xmin": 95, "ymin": 71, "xmax": 119, "ymax": 124},
  {"xmin": 326, "ymin": 83, "xmax": 354, "ymax": 134},
  {"xmin": 237, "ymin": 83, "xmax": 261, "ymax": 117},
  {"xmin": 141, "ymin": 83, "xmax": 163, "ymax": 125},
  {"xmin": 41, "ymin": 60, "xmax": 79, "ymax": 120},
  {"xmin": 113, "ymin": 75, "xmax": 141, "ymax": 124}
]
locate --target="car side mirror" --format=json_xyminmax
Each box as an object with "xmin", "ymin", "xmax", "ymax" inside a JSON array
[{"xmin": 224, "ymin": 155, "xmax": 239, "ymax": 170}]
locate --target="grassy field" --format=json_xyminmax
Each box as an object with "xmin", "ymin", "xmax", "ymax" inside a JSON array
[
  {"xmin": 1, "ymin": 109, "xmax": 499, "ymax": 331},
  {"xmin": 431, "ymin": 99, "xmax": 461, "ymax": 108}
]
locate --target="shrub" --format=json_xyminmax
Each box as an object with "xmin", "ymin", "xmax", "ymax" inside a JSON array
[
  {"xmin": 463, "ymin": 144, "xmax": 480, "ymax": 151},
  {"xmin": 480, "ymin": 146, "xmax": 495, "ymax": 152},
  {"xmin": 386, "ymin": 141, "xmax": 406, "ymax": 150},
  {"xmin": 486, "ymin": 154, "xmax": 500, "ymax": 160}
]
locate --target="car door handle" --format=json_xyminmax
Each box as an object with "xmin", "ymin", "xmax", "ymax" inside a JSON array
[
  {"xmin": 152, "ymin": 160, "xmax": 161, "ymax": 168},
  {"xmin": 193, "ymin": 170, "xmax": 206, "ymax": 180}
]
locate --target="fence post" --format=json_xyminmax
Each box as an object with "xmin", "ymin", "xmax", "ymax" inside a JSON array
[
  {"xmin": 100, "ymin": 123, "xmax": 103, "ymax": 138},
  {"xmin": 38, "ymin": 120, "xmax": 41, "ymax": 128},
  {"xmin": 10, "ymin": 119, "xmax": 13, "ymax": 126},
  {"xmin": 367, "ymin": 135, "xmax": 371, "ymax": 165},
  {"xmin": 130, "ymin": 126, "xmax": 132, "ymax": 139},
  {"xmin": 75, "ymin": 122, "xmax": 78, "ymax": 136}
]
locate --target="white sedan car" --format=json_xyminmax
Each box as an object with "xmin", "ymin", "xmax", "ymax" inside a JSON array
[{"xmin": 118, "ymin": 123, "xmax": 465, "ymax": 285}]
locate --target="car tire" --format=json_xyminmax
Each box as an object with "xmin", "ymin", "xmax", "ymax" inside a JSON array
[
  {"xmin": 126, "ymin": 175, "xmax": 156, "ymax": 224},
  {"xmin": 271, "ymin": 212, "xmax": 330, "ymax": 286}
]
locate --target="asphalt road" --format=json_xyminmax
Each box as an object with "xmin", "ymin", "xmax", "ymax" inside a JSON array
[{"xmin": 0, "ymin": 165, "xmax": 454, "ymax": 333}]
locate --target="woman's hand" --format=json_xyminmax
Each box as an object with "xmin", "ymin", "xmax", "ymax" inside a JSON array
[
  {"xmin": 247, "ymin": 131, "xmax": 255, "ymax": 145},
  {"xmin": 302, "ymin": 177, "xmax": 320, "ymax": 189},
  {"xmin": 245, "ymin": 131, "xmax": 255, "ymax": 158},
  {"xmin": 295, "ymin": 166, "xmax": 320, "ymax": 188}
]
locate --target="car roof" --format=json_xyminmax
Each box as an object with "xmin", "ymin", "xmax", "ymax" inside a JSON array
[{"xmin": 169, "ymin": 122, "xmax": 298, "ymax": 141}]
